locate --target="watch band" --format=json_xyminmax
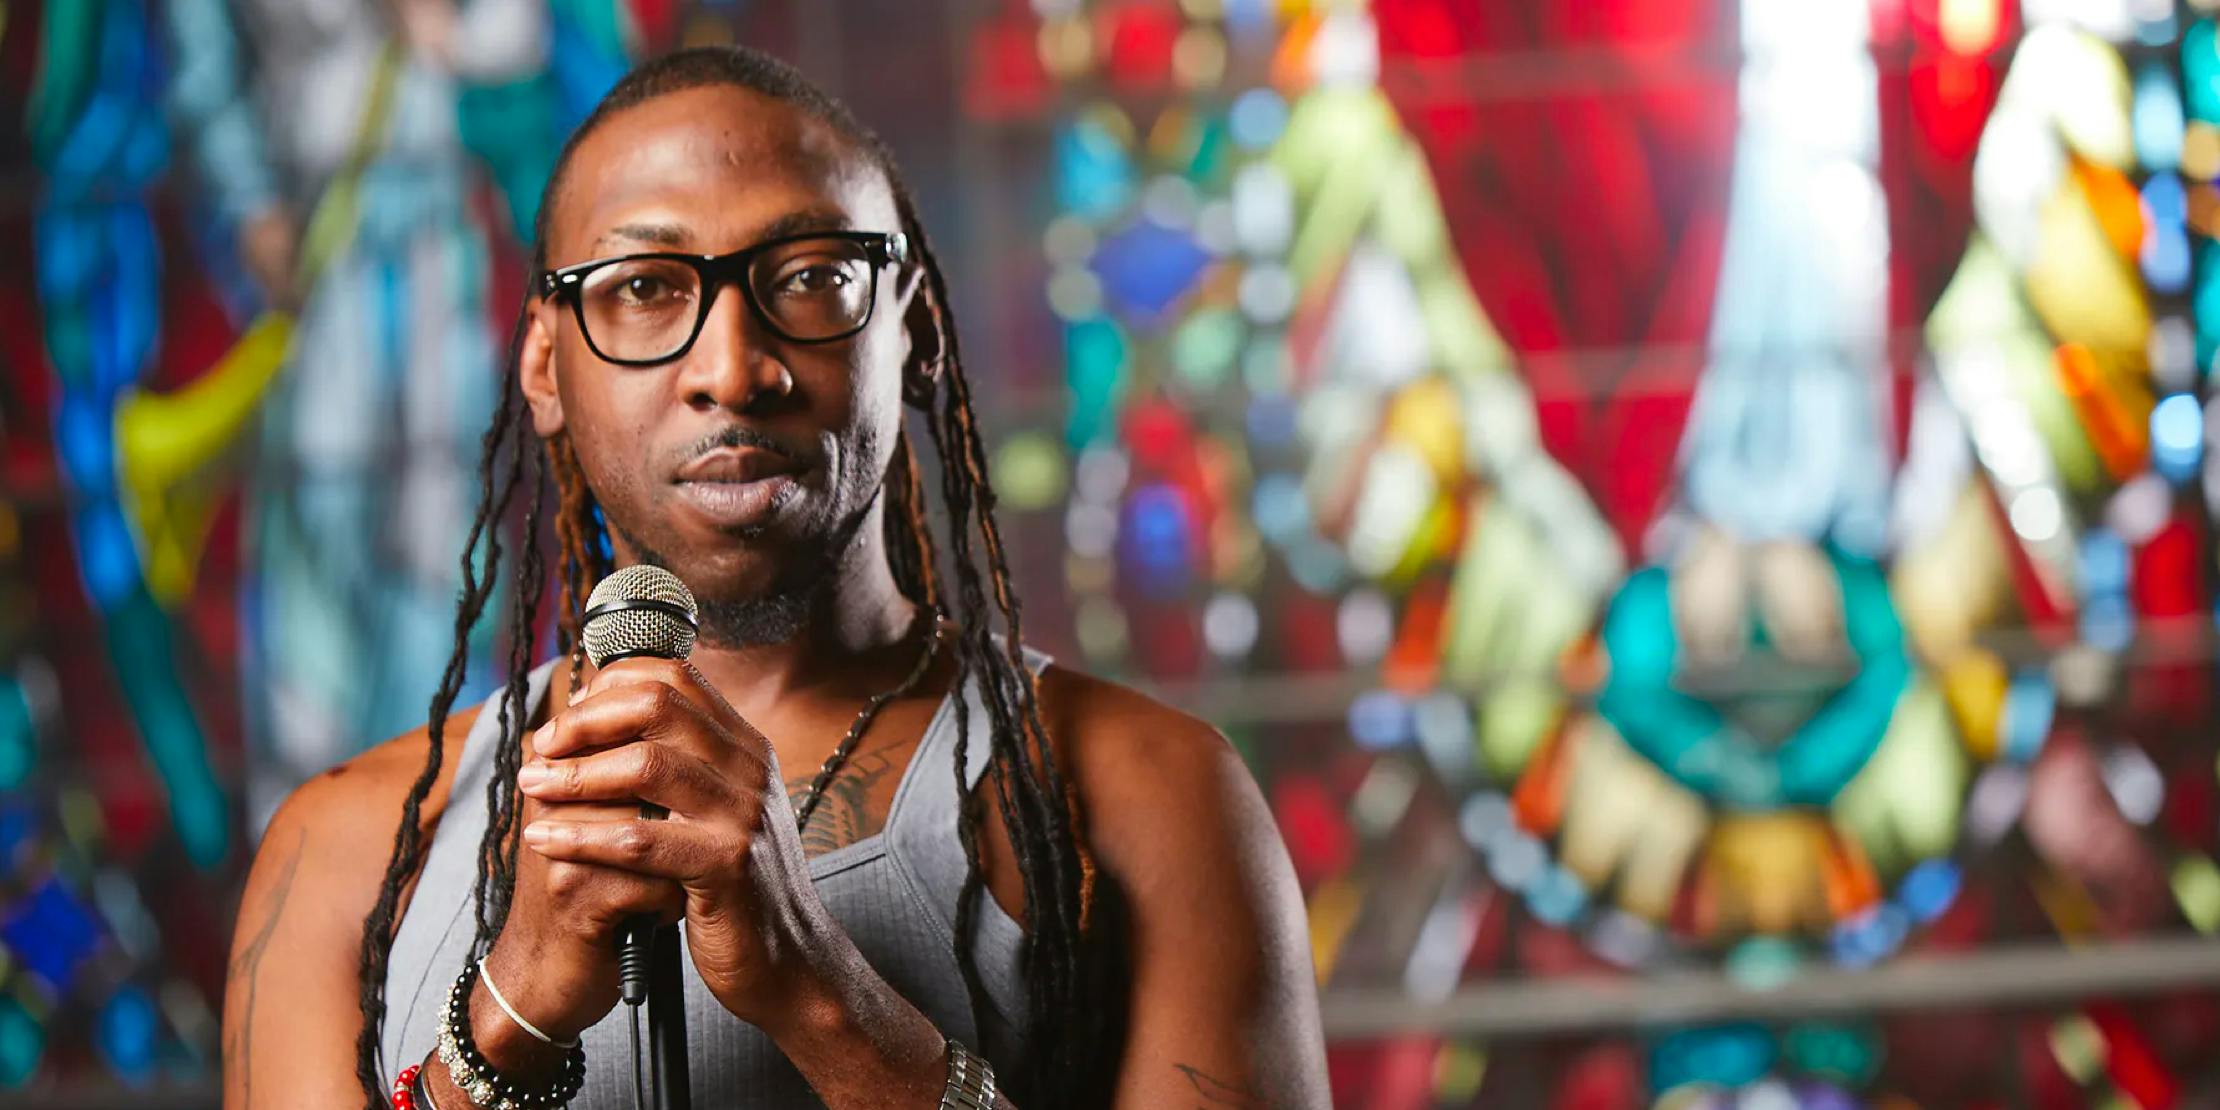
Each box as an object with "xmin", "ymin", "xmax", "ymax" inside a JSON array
[{"xmin": 941, "ymin": 1038, "xmax": 997, "ymax": 1110}]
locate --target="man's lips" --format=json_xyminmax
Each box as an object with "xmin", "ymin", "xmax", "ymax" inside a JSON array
[
  {"xmin": 670, "ymin": 446, "xmax": 808, "ymax": 529},
  {"xmin": 672, "ymin": 446, "xmax": 803, "ymax": 484}
]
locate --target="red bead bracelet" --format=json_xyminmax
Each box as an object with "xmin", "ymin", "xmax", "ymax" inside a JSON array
[{"xmin": 391, "ymin": 1064, "xmax": 422, "ymax": 1109}]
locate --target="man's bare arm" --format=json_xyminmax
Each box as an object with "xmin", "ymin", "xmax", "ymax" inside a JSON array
[
  {"xmin": 221, "ymin": 715, "xmax": 472, "ymax": 1108},
  {"xmin": 1036, "ymin": 670, "xmax": 1331, "ymax": 1110}
]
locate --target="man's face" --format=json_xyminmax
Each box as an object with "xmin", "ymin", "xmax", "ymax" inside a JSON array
[{"xmin": 521, "ymin": 85, "xmax": 919, "ymax": 634}]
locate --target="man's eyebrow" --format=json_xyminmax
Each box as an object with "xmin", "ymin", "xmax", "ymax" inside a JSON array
[
  {"xmin": 586, "ymin": 211, "xmax": 858, "ymax": 257},
  {"xmin": 593, "ymin": 221, "xmax": 690, "ymax": 252},
  {"xmin": 750, "ymin": 209, "xmax": 857, "ymax": 243}
]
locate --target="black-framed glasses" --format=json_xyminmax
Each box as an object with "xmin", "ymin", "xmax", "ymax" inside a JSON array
[{"xmin": 536, "ymin": 230, "xmax": 910, "ymax": 365}]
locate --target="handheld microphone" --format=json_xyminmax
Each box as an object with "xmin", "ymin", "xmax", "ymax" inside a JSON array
[{"xmin": 580, "ymin": 564, "xmax": 698, "ymax": 1110}]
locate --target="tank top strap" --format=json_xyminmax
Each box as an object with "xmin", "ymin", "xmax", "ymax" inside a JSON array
[
  {"xmin": 879, "ymin": 641, "xmax": 1050, "ymax": 1039},
  {"xmin": 893, "ymin": 639, "xmax": 1054, "ymax": 818}
]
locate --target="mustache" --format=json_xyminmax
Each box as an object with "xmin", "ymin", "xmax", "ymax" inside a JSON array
[{"xmin": 675, "ymin": 424, "xmax": 808, "ymax": 464}]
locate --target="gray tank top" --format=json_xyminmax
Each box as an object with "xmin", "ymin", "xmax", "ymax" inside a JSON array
[{"xmin": 380, "ymin": 649, "xmax": 1045, "ymax": 1106}]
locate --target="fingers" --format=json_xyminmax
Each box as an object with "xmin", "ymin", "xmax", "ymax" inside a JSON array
[
  {"xmin": 524, "ymin": 818, "xmax": 739, "ymax": 885},
  {"xmin": 539, "ymin": 857, "xmax": 687, "ymax": 932},
  {"xmin": 538, "ymin": 679, "xmax": 693, "ymax": 756},
  {"xmin": 518, "ymin": 739, "xmax": 739, "ymax": 816},
  {"xmin": 585, "ymin": 658, "xmax": 771, "ymax": 744},
  {"xmin": 519, "ymin": 797, "xmax": 648, "ymax": 824},
  {"xmin": 538, "ymin": 670, "xmax": 772, "ymax": 762},
  {"xmin": 584, "ymin": 657, "xmax": 727, "ymax": 719}
]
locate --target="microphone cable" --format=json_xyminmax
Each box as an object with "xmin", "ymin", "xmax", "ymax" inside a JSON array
[{"xmin": 629, "ymin": 1000, "xmax": 648, "ymax": 1110}]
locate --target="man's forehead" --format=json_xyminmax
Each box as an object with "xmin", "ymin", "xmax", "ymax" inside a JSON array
[{"xmin": 552, "ymin": 86, "xmax": 895, "ymax": 258}]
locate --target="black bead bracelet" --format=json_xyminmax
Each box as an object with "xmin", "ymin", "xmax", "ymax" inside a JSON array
[{"xmin": 434, "ymin": 960, "xmax": 586, "ymax": 1109}]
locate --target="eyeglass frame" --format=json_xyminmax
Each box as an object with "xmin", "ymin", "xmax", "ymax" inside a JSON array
[{"xmin": 535, "ymin": 230, "xmax": 911, "ymax": 366}]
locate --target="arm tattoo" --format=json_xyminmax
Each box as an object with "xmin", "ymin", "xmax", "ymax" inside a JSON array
[
  {"xmin": 226, "ymin": 828, "xmax": 306, "ymax": 1109},
  {"xmin": 1175, "ymin": 1063, "xmax": 1275, "ymax": 1109},
  {"xmin": 784, "ymin": 751, "xmax": 898, "ymax": 857}
]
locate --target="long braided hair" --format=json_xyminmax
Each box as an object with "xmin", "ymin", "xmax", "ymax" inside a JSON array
[{"xmin": 350, "ymin": 46, "xmax": 1121, "ymax": 1109}]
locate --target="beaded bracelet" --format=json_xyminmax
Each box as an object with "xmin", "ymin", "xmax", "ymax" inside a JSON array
[
  {"xmin": 392, "ymin": 1064, "xmax": 422, "ymax": 1109},
  {"xmin": 434, "ymin": 960, "xmax": 587, "ymax": 1109}
]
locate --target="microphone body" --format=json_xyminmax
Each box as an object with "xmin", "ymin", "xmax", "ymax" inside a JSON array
[{"xmin": 580, "ymin": 565, "xmax": 701, "ymax": 1110}]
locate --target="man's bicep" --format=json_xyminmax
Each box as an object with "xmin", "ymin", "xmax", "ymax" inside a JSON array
[
  {"xmin": 222, "ymin": 792, "xmax": 384, "ymax": 1108},
  {"xmin": 1103, "ymin": 737, "xmax": 1329, "ymax": 1110}
]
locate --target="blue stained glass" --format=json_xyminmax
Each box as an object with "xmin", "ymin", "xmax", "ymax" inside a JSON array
[
  {"xmin": 1828, "ymin": 904, "xmax": 1911, "ymax": 968},
  {"xmin": 54, "ymin": 391, "xmax": 114, "ymax": 491},
  {"xmin": 2187, "ymin": 20, "xmax": 2220, "ymax": 124},
  {"xmin": 2001, "ymin": 672, "xmax": 2055, "ymax": 764},
  {"xmin": 0, "ymin": 676, "xmax": 32, "ymax": 789},
  {"xmin": 1245, "ymin": 393, "xmax": 1298, "ymax": 450},
  {"xmin": 2144, "ymin": 169, "xmax": 2188, "ymax": 225},
  {"xmin": 1090, "ymin": 219, "xmax": 1213, "ymax": 321},
  {"xmin": 2081, "ymin": 593, "xmax": 2136, "ymax": 652},
  {"xmin": 1348, "ymin": 689, "xmax": 1413, "ymax": 750},
  {"xmin": 2197, "ymin": 245, "xmax": 2220, "ymax": 372},
  {"xmin": 0, "ymin": 997, "xmax": 39, "ymax": 1089},
  {"xmin": 1064, "ymin": 317, "xmax": 1128, "ymax": 448},
  {"xmin": 1120, "ymin": 484, "xmax": 1195, "ymax": 598},
  {"xmin": 0, "ymin": 879, "xmax": 103, "ymax": 994},
  {"xmin": 1526, "ymin": 864, "xmax": 1589, "ymax": 925},
  {"xmin": 1783, "ymin": 1023, "xmax": 1880, "ymax": 1087},
  {"xmin": 1252, "ymin": 472, "xmax": 1309, "ymax": 543},
  {"xmin": 2144, "ymin": 224, "xmax": 2192, "ymax": 294},
  {"xmin": 2151, "ymin": 392, "xmax": 2203, "ymax": 480},
  {"xmin": 1223, "ymin": 0, "xmax": 1274, "ymax": 36},
  {"xmin": 2135, "ymin": 65, "xmax": 2186, "ymax": 171},
  {"xmin": 72, "ymin": 503, "xmax": 141, "ymax": 611},
  {"xmin": 2077, "ymin": 530, "xmax": 2130, "ymax": 593},
  {"xmin": 0, "ymin": 806, "xmax": 33, "ymax": 866},
  {"xmin": 1789, "ymin": 1084, "xmax": 1863, "ymax": 1110},
  {"xmin": 1054, "ymin": 118, "xmax": 1135, "ymax": 222},
  {"xmin": 1650, "ymin": 1024, "xmax": 1777, "ymax": 1094},
  {"xmin": 1229, "ymin": 88, "xmax": 1290, "ymax": 151},
  {"xmin": 96, "ymin": 985, "xmax": 158, "ymax": 1085},
  {"xmin": 1896, "ymin": 859, "xmax": 1963, "ymax": 923}
]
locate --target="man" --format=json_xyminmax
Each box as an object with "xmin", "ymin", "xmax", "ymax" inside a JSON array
[{"xmin": 222, "ymin": 45, "xmax": 1329, "ymax": 1110}]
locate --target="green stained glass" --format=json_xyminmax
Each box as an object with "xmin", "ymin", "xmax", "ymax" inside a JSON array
[
  {"xmin": 1065, "ymin": 316, "xmax": 1129, "ymax": 448},
  {"xmin": 1172, "ymin": 308, "xmax": 1244, "ymax": 393}
]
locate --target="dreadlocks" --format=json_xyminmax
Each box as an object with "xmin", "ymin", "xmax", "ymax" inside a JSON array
[{"xmin": 350, "ymin": 45, "xmax": 1120, "ymax": 1109}]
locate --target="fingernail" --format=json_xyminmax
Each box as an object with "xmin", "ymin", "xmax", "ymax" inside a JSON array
[
  {"xmin": 518, "ymin": 763, "xmax": 550, "ymax": 789},
  {"xmin": 532, "ymin": 722, "xmax": 554, "ymax": 754},
  {"xmin": 523, "ymin": 822, "xmax": 551, "ymax": 847}
]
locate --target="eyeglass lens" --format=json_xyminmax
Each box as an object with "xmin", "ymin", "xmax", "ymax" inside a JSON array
[{"xmin": 575, "ymin": 236, "xmax": 879, "ymax": 360}]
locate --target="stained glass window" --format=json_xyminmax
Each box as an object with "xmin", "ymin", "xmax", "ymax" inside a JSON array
[{"xmin": 996, "ymin": 0, "xmax": 2220, "ymax": 1103}]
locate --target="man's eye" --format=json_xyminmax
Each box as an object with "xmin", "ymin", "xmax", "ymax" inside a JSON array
[
  {"xmin": 777, "ymin": 265, "xmax": 852, "ymax": 295},
  {"xmin": 619, "ymin": 275, "xmax": 681, "ymax": 303}
]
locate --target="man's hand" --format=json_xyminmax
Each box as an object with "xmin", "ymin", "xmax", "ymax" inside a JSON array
[
  {"xmin": 456, "ymin": 738, "xmax": 686, "ymax": 1089},
  {"xmin": 515, "ymin": 657, "xmax": 837, "ymax": 1035}
]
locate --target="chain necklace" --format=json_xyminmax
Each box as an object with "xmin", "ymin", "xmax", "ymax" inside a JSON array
[{"xmin": 790, "ymin": 616, "xmax": 944, "ymax": 832}]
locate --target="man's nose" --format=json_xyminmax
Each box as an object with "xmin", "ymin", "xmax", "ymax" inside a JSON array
[{"xmin": 674, "ymin": 281, "xmax": 793, "ymax": 412}]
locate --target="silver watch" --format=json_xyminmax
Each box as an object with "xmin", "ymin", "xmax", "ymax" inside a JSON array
[{"xmin": 941, "ymin": 1039, "xmax": 997, "ymax": 1109}]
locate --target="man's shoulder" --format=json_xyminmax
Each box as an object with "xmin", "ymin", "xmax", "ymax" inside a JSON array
[
  {"xmin": 1034, "ymin": 663, "xmax": 1228, "ymax": 774},
  {"xmin": 257, "ymin": 705, "xmax": 483, "ymax": 872},
  {"xmin": 1032, "ymin": 664, "xmax": 1256, "ymax": 847},
  {"xmin": 1030, "ymin": 663, "xmax": 1291, "ymax": 925},
  {"xmin": 228, "ymin": 705, "xmax": 486, "ymax": 979}
]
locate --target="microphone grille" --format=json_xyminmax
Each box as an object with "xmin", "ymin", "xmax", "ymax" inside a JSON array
[{"xmin": 582, "ymin": 565, "xmax": 699, "ymax": 665}]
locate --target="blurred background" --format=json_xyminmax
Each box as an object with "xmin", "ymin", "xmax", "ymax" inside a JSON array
[{"xmin": 4, "ymin": 0, "xmax": 2220, "ymax": 1106}]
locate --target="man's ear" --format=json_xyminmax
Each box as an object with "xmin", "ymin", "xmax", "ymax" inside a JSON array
[
  {"xmin": 519, "ymin": 304, "xmax": 566, "ymax": 436},
  {"xmin": 898, "ymin": 265, "xmax": 944, "ymax": 410}
]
